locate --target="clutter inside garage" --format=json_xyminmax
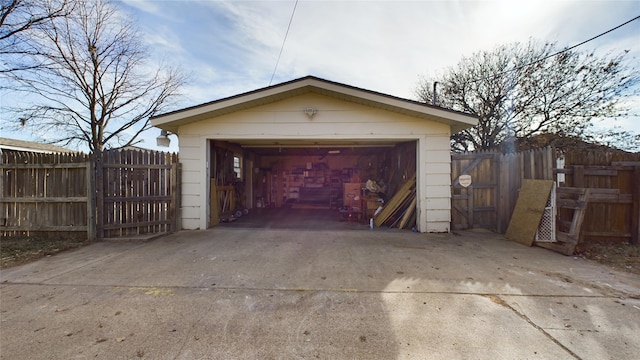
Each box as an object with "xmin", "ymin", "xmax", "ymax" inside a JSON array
[{"xmin": 209, "ymin": 140, "xmax": 418, "ymax": 230}]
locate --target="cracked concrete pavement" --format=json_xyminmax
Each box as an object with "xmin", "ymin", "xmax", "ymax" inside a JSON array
[{"xmin": 1, "ymin": 228, "xmax": 639, "ymax": 359}]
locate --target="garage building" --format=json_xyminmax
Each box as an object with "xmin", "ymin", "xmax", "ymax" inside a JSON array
[{"xmin": 150, "ymin": 76, "xmax": 477, "ymax": 232}]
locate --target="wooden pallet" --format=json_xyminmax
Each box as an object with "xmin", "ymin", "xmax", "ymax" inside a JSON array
[{"xmin": 535, "ymin": 187, "xmax": 590, "ymax": 255}]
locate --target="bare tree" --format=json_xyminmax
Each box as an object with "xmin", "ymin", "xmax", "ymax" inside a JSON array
[
  {"xmin": 416, "ymin": 41, "xmax": 639, "ymax": 152},
  {"xmin": 3, "ymin": 0, "xmax": 185, "ymax": 153},
  {"xmin": 1, "ymin": 0, "xmax": 74, "ymax": 73},
  {"xmin": 2, "ymin": 0, "xmax": 185, "ymax": 238}
]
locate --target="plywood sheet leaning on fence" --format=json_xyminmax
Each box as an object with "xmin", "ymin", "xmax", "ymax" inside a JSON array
[{"xmin": 505, "ymin": 179, "xmax": 554, "ymax": 246}]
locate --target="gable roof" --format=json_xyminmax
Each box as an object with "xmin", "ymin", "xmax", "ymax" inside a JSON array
[
  {"xmin": 151, "ymin": 76, "xmax": 478, "ymax": 134},
  {"xmin": 0, "ymin": 137, "xmax": 71, "ymax": 153}
]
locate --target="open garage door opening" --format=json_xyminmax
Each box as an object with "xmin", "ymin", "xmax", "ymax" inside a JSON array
[
  {"xmin": 208, "ymin": 139, "xmax": 417, "ymax": 230},
  {"xmin": 150, "ymin": 76, "xmax": 478, "ymax": 232}
]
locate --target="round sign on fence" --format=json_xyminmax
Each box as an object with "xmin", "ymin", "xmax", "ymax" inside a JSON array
[{"xmin": 458, "ymin": 174, "xmax": 472, "ymax": 188}]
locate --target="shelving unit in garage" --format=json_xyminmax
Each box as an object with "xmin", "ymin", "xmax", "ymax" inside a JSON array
[{"xmin": 329, "ymin": 170, "xmax": 343, "ymax": 209}]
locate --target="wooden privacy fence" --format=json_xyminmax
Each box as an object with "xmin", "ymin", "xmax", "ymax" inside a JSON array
[
  {"xmin": 451, "ymin": 147, "xmax": 555, "ymax": 233},
  {"xmin": 452, "ymin": 147, "xmax": 639, "ymax": 247},
  {"xmin": 558, "ymin": 150, "xmax": 640, "ymax": 245},
  {"xmin": 1, "ymin": 149, "xmax": 180, "ymax": 240},
  {"xmin": 0, "ymin": 152, "xmax": 91, "ymax": 238}
]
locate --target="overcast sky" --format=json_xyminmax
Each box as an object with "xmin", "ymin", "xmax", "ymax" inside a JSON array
[{"xmin": 3, "ymin": 0, "xmax": 639, "ymax": 151}]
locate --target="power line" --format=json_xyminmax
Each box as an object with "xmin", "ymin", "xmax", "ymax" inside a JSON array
[
  {"xmin": 468, "ymin": 14, "xmax": 640, "ymax": 84},
  {"xmin": 528, "ymin": 15, "xmax": 640, "ymax": 68},
  {"xmin": 269, "ymin": 0, "xmax": 299, "ymax": 86}
]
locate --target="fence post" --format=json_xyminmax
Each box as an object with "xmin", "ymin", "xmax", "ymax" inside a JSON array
[
  {"xmin": 94, "ymin": 151, "xmax": 104, "ymax": 239},
  {"xmin": 86, "ymin": 160, "xmax": 96, "ymax": 241},
  {"xmin": 632, "ymin": 166, "xmax": 640, "ymax": 245},
  {"xmin": 573, "ymin": 165, "xmax": 584, "ymax": 188},
  {"xmin": 545, "ymin": 147, "xmax": 555, "ymax": 180},
  {"xmin": 170, "ymin": 161, "xmax": 181, "ymax": 232},
  {"xmin": 467, "ymin": 186, "xmax": 474, "ymax": 228},
  {"xmin": 495, "ymin": 154, "xmax": 501, "ymax": 232},
  {"xmin": 494, "ymin": 152, "xmax": 501, "ymax": 232}
]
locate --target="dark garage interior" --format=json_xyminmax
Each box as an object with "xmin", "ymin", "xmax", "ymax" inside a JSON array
[{"xmin": 209, "ymin": 140, "xmax": 418, "ymax": 230}]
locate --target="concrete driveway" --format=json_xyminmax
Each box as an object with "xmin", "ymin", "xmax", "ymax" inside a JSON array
[{"xmin": 1, "ymin": 228, "xmax": 639, "ymax": 359}]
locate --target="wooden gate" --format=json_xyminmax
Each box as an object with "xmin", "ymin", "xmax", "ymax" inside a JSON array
[
  {"xmin": 451, "ymin": 152, "xmax": 498, "ymax": 230},
  {"xmin": 451, "ymin": 148, "xmax": 556, "ymax": 232},
  {"xmin": 101, "ymin": 149, "xmax": 180, "ymax": 239}
]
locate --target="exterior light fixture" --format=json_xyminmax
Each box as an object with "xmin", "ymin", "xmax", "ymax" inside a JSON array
[
  {"xmin": 303, "ymin": 107, "xmax": 317, "ymax": 119},
  {"xmin": 156, "ymin": 129, "xmax": 172, "ymax": 147}
]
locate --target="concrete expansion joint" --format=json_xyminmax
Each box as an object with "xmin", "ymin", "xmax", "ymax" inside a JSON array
[
  {"xmin": 495, "ymin": 292, "xmax": 624, "ymax": 299},
  {"xmin": 0, "ymin": 281, "xmax": 632, "ymax": 303}
]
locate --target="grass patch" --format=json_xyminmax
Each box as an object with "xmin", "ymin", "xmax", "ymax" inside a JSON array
[{"xmin": 1, "ymin": 237, "xmax": 90, "ymax": 269}]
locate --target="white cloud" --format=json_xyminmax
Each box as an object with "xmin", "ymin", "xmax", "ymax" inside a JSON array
[
  {"xmin": 119, "ymin": 0, "xmax": 163, "ymax": 16},
  {"xmin": 143, "ymin": 25, "xmax": 186, "ymax": 56}
]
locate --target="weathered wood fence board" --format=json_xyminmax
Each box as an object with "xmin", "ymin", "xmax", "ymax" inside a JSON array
[
  {"xmin": 101, "ymin": 149, "xmax": 179, "ymax": 238},
  {"xmin": 559, "ymin": 150, "xmax": 640, "ymax": 245},
  {"xmin": 0, "ymin": 152, "xmax": 90, "ymax": 238},
  {"xmin": 1, "ymin": 149, "xmax": 180, "ymax": 240}
]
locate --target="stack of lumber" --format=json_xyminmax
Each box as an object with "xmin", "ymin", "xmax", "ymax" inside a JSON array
[{"xmin": 374, "ymin": 176, "xmax": 416, "ymax": 229}]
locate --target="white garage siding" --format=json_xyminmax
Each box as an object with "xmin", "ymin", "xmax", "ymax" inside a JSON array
[
  {"xmin": 418, "ymin": 135, "xmax": 453, "ymax": 232},
  {"xmin": 175, "ymin": 134, "xmax": 204, "ymax": 230}
]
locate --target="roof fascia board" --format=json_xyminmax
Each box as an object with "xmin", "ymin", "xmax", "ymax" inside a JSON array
[
  {"xmin": 315, "ymin": 82, "xmax": 477, "ymax": 126},
  {"xmin": 151, "ymin": 76, "xmax": 478, "ymax": 132},
  {"xmin": 152, "ymin": 79, "xmax": 315, "ymax": 127}
]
